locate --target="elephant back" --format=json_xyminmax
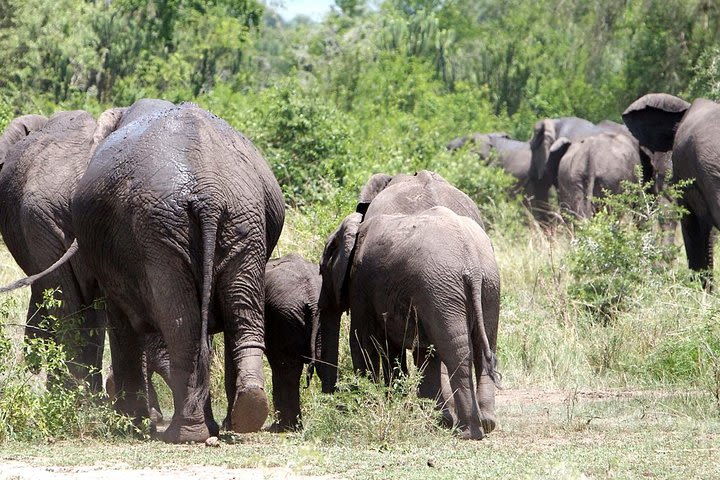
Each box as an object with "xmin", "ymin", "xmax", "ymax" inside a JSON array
[{"xmin": 363, "ymin": 170, "xmax": 483, "ymax": 227}]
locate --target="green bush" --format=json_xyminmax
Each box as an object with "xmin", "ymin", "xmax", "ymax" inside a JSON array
[
  {"xmin": 0, "ymin": 292, "xmax": 137, "ymax": 442},
  {"xmin": 565, "ymin": 177, "xmax": 686, "ymax": 324}
]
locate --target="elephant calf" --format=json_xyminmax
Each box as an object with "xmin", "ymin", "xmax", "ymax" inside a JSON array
[
  {"xmin": 264, "ymin": 254, "xmax": 321, "ymax": 431},
  {"xmin": 320, "ymin": 206, "xmax": 501, "ymax": 440}
]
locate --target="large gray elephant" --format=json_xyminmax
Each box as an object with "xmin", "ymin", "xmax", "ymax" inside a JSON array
[
  {"xmin": 318, "ymin": 170, "xmax": 485, "ymax": 394},
  {"xmin": 0, "ymin": 111, "xmax": 108, "ymax": 391},
  {"xmin": 320, "ymin": 206, "xmax": 500, "ymax": 439},
  {"xmin": 64, "ymin": 100, "xmax": 285, "ymax": 443},
  {"xmin": 552, "ymin": 132, "xmax": 642, "ymax": 219},
  {"xmin": 622, "ymin": 93, "xmax": 720, "ymax": 287},
  {"xmin": 264, "ymin": 253, "xmax": 321, "ymax": 431}
]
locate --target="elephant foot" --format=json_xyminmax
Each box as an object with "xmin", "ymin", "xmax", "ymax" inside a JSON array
[
  {"xmin": 265, "ymin": 421, "xmax": 298, "ymax": 433},
  {"xmin": 161, "ymin": 417, "xmax": 219, "ymax": 444},
  {"xmin": 231, "ymin": 386, "xmax": 269, "ymax": 433},
  {"xmin": 480, "ymin": 411, "xmax": 497, "ymax": 434},
  {"xmin": 440, "ymin": 409, "xmax": 454, "ymax": 429},
  {"xmin": 457, "ymin": 425, "xmax": 485, "ymax": 441}
]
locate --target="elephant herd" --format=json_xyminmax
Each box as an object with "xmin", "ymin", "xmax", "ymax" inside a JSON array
[{"xmin": 0, "ymin": 91, "xmax": 718, "ymax": 443}]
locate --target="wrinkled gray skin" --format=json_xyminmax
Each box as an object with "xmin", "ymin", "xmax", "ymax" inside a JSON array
[
  {"xmin": 623, "ymin": 93, "xmax": 719, "ymax": 289},
  {"xmin": 553, "ymin": 133, "xmax": 641, "ymax": 219},
  {"xmin": 318, "ymin": 171, "xmax": 498, "ymax": 438},
  {"xmin": 0, "ymin": 112, "xmax": 108, "ymax": 391},
  {"xmin": 321, "ymin": 207, "xmax": 500, "ymax": 439},
  {"xmin": 528, "ymin": 117, "xmax": 603, "ymax": 221},
  {"xmin": 264, "ymin": 254, "xmax": 321, "ymax": 431},
  {"xmin": 73, "ymin": 100, "xmax": 285, "ymax": 443}
]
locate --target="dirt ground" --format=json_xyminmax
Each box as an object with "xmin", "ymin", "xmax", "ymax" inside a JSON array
[{"xmin": 0, "ymin": 462, "xmax": 338, "ymax": 480}]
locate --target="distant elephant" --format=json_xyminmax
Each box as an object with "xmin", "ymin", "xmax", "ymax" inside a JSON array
[
  {"xmin": 528, "ymin": 117, "xmax": 613, "ymax": 221},
  {"xmin": 320, "ymin": 206, "xmax": 500, "ymax": 439},
  {"xmin": 622, "ymin": 93, "xmax": 720, "ymax": 287},
  {"xmin": 264, "ymin": 254, "xmax": 321, "ymax": 432},
  {"xmin": 0, "ymin": 111, "xmax": 107, "ymax": 391},
  {"xmin": 1, "ymin": 100, "xmax": 286, "ymax": 442},
  {"xmin": 447, "ymin": 132, "xmax": 530, "ymax": 194},
  {"xmin": 552, "ymin": 133, "xmax": 641, "ymax": 219}
]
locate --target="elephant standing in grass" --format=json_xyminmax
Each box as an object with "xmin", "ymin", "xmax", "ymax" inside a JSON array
[
  {"xmin": 0, "ymin": 111, "xmax": 108, "ymax": 391},
  {"xmin": 320, "ymin": 206, "xmax": 500, "ymax": 439},
  {"xmin": 264, "ymin": 254, "xmax": 321, "ymax": 432},
  {"xmin": 68, "ymin": 99, "xmax": 284, "ymax": 442},
  {"xmin": 318, "ymin": 171, "xmax": 500, "ymax": 438},
  {"xmin": 623, "ymin": 93, "xmax": 720, "ymax": 288},
  {"xmin": 552, "ymin": 133, "xmax": 642, "ymax": 219}
]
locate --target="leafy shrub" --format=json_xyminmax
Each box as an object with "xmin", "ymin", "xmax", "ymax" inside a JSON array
[
  {"xmin": 0, "ymin": 292, "xmax": 138, "ymax": 442},
  {"xmin": 565, "ymin": 177, "xmax": 686, "ymax": 324}
]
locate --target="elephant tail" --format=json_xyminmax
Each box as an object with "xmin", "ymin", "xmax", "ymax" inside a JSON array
[
  {"xmin": 463, "ymin": 270, "xmax": 501, "ymax": 388},
  {"xmin": 191, "ymin": 204, "xmax": 218, "ymax": 408},
  {"xmin": 0, "ymin": 239, "xmax": 79, "ymax": 293}
]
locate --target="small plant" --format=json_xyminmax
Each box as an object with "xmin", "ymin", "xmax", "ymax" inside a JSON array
[{"xmin": 565, "ymin": 177, "xmax": 687, "ymax": 324}]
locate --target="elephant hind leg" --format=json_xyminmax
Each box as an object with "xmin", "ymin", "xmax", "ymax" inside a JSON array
[
  {"xmin": 681, "ymin": 209, "xmax": 715, "ymax": 291},
  {"xmin": 267, "ymin": 357, "xmax": 303, "ymax": 432}
]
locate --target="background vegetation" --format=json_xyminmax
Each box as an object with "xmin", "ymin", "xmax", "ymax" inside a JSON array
[{"xmin": 1, "ymin": 0, "xmax": 720, "ymax": 477}]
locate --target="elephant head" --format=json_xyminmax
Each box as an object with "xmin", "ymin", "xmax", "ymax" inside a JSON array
[
  {"xmin": 0, "ymin": 115, "xmax": 48, "ymax": 171},
  {"xmin": 547, "ymin": 137, "xmax": 572, "ymax": 187},
  {"xmin": 622, "ymin": 93, "xmax": 691, "ymax": 153},
  {"xmin": 316, "ymin": 212, "xmax": 363, "ymax": 393}
]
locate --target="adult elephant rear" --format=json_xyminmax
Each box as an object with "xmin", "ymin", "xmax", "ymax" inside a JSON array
[
  {"xmin": 0, "ymin": 111, "xmax": 109, "ymax": 391},
  {"xmin": 553, "ymin": 133, "xmax": 641, "ymax": 219},
  {"xmin": 528, "ymin": 117, "xmax": 600, "ymax": 221},
  {"xmin": 73, "ymin": 101, "xmax": 285, "ymax": 443},
  {"xmin": 316, "ymin": 170, "xmax": 489, "ymax": 401}
]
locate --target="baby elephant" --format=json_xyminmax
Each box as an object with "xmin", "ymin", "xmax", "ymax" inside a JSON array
[
  {"xmin": 264, "ymin": 254, "xmax": 321, "ymax": 431},
  {"xmin": 321, "ymin": 206, "xmax": 501, "ymax": 439}
]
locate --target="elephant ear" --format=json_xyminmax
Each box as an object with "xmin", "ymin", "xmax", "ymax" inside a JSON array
[
  {"xmin": 91, "ymin": 107, "xmax": 128, "ymax": 155},
  {"xmin": 0, "ymin": 114, "xmax": 48, "ymax": 167},
  {"xmin": 622, "ymin": 93, "xmax": 690, "ymax": 152},
  {"xmin": 356, "ymin": 173, "xmax": 394, "ymax": 215},
  {"xmin": 320, "ymin": 213, "xmax": 363, "ymax": 309}
]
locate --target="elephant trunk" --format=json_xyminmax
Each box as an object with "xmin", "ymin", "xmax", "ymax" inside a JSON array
[{"xmin": 316, "ymin": 306, "xmax": 342, "ymax": 394}]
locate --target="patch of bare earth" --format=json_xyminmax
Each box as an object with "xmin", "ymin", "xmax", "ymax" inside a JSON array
[{"xmin": 0, "ymin": 462, "xmax": 340, "ymax": 480}]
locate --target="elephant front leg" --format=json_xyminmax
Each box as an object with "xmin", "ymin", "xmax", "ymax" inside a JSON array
[{"xmin": 681, "ymin": 209, "xmax": 715, "ymax": 291}]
